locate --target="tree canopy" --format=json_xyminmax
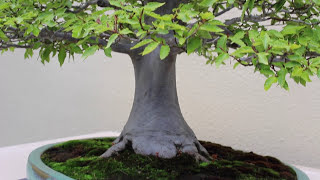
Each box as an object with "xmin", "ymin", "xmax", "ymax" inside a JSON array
[{"xmin": 0, "ymin": 0, "xmax": 320, "ymax": 90}]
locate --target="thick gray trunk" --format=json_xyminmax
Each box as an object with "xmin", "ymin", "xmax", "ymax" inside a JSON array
[
  {"xmin": 126, "ymin": 49, "xmax": 194, "ymax": 139},
  {"xmin": 101, "ymin": 48, "xmax": 209, "ymax": 161}
]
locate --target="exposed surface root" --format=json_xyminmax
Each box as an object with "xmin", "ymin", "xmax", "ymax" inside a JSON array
[
  {"xmin": 100, "ymin": 138, "xmax": 128, "ymax": 157},
  {"xmin": 100, "ymin": 133, "xmax": 210, "ymax": 162}
]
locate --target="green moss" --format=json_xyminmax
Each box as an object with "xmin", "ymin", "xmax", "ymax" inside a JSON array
[
  {"xmin": 41, "ymin": 138, "xmax": 297, "ymax": 180},
  {"xmin": 260, "ymin": 167, "xmax": 281, "ymax": 177},
  {"xmin": 54, "ymin": 138, "xmax": 114, "ymax": 150}
]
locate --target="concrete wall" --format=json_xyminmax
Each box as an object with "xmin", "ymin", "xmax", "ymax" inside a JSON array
[{"xmin": 0, "ymin": 50, "xmax": 319, "ymax": 168}]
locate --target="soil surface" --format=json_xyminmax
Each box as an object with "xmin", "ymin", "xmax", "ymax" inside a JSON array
[{"xmin": 41, "ymin": 138, "xmax": 297, "ymax": 180}]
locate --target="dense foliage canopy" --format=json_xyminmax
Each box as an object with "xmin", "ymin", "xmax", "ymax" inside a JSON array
[{"xmin": 1, "ymin": 0, "xmax": 320, "ymax": 90}]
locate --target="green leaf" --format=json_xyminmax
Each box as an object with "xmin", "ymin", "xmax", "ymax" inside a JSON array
[
  {"xmin": 0, "ymin": 3, "xmax": 10, "ymax": 10},
  {"xmin": 131, "ymin": 39, "xmax": 153, "ymax": 50},
  {"xmin": 272, "ymin": 40, "xmax": 291, "ymax": 52},
  {"xmin": 262, "ymin": 33, "xmax": 270, "ymax": 50},
  {"xmin": 285, "ymin": 61, "xmax": 300, "ymax": 68},
  {"xmin": 283, "ymin": 81, "xmax": 289, "ymax": 91},
  {"xmin": 249, "ymin": 30, "xmax": 259, "ymax": 42},
  {"xmin": 260, "ymin": 68, "xmax": 275, "ymax": 76},
  {"xmin": 82, "ymin": 45, "xmax": 99, "ymax": 59},
  {"xmin": 230, "ymin": 31, "xmax": 246, "ymax": 47},
  {"xmin": 177, "ymin": 37, "xmax": 186, "ymax": 45},
  {"xmin": 294, "ymin": 0, "xmax": 304, "ymax": 8},
  {"xmin": 41, "ymin": 47, "xmax": 52, "ymax": 63},
  {"xmin": 310, "ymin": 57, "xmax": 320, "ymax": 65},
  {"xmin": 120, "ymin": 28, "xmax": 133, "ymax": 35},
  {"xmin": 200, "ymin": 12, "xmax": 214, "ymax": 20},
  {"xmin": 216, "ymin": 35, "xmax": 227, "ymax": 52},
  {"xmin": 107, "ymin": 34, "xmax": 119, "ymax": 48},
  {"xmin": 281, "ymin": 25, "xmax": 305, "ymax": 35},
  {"xmin": 109, "ymin": 0, "xmax": 124, "ymax": 8},
  {"xmin": 200, "ymin": 0, "xmax": 217, "ymax": 7},
  {"xmin": 277, "ymin": 68, "xmax": 287, "ymax": 87},
  {"xmin": 258, "ymin": 52, "xmax": 269, "ymax": 65},
  {"xmin": 298, "ymin": 36, "xmax": 310, "ymax": 46},
  {"xmin": 233, "ymin": 62, "xmax": 240, "ymax": 69},
  {"xmin": 160, "ymin": 45, "xmax": 170, "ymax": 60},
  {"xmin": 200, "ymin": 162, "xmax": 211, "ymax": 167},
  {"xmin": 267, "ymin": 30, "xmax": 284, "ymax": 39},
  {"xmin": 241, "ymin": 0, "xmax": 254, "ymax": 22},
  {"xmin": 55, "ymin": 8, "xmax": 66, "ymax": 17},
  {"xmin": 24, "ymin": 49, "xmax": 34, "ymax": 59},
  {"xmin": 317, "ymin": 69, "xmax": 320, "ymax": 79},
  {"xmin": 313, "ymin": 0, "xmax": 320, "ymax": 5},
  {"xmin": 177, "ymin": 11, "xmax": 192, "ymax": 23},
  {"xmin": 301, "ymin": 71, "xmax": 312, "ymax": 82},
  {"xmin": 197, "ymin": 30, "xmax": 212, "ymax": 39},
  {"xmin": 300, "ymin": 78, "xmax": 306, "ymax": 86},
  {"xmin": 33, "ymin": 42, "xmax": 42, "ymax": 50},
  {"xmin": 142, "ymin": 42, "xmax": 159, "ymax": 56},
  {"xmin": 17, "ymin": 17, "xmax": 27, "ymax": 26},
  {"xmin": 309, "ymin": 67, "xmax": 318, "ymax": 74},
  {"xmin": 231, "ymin": 31, "xmax": 245, "ymax": 40},
  {"xmin": 7, "ymin": 47, "xmax": 15, "ymax": 53},
  {"xmin": 274, "ymin": 0, "xmax": 286, "ymax": 12},
  {"xmin": 290, "ymin": 44, "xmax": 301, "ymax": 50},
  {"xmin": 264, "ymin": 76, "xmax": 278, "ymax": 91},
  {"xmin": 187, "ymin": 24, "xmax": 199, "ymax": 37},
  {"xmin": 70, "ymin": 44, "xmax": 82, "ymax": 54},
  {"xmin": 232, "ymin": 46, "xmax": 255, "ymax": 57},
  {"xmin": 32, "ymin": 26, "xmax": 40, "ymax": 37},
  {"xmin": 104, "ymin": 47, "xmax": 112, "ymax": 57},
  {"xmin": 248, "ymin": 0, "xmax": 255, "ymax": 12},
  {"xmin": 144, "ymin": 2, "xmax": 165, "ymax": 11},
  {"xmin": 58, "ymin": 47, "xmax": 67, "ymax": 66},
  {"xmin": 215, "ymin": 53, "xmax": 229, "ymax": 68},
  {"xmin": 292, "ymin": 66, "xmax": 303, "ymax": 77},
  {"xmin": 72, "ymin": 26, "xmax": 83, "ymax": 38},
  {"xmin": 0, "ymin": 29, "xmax": 9, "ymax": 41},
  {"xmin": 187, "ymin": 37, "xmax": 202, "ymax": 55}
]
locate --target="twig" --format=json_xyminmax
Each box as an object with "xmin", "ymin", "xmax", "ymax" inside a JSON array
[
  {"xmin": 67, "ymin": 0, "xmax": 98, "ymax": 13},
  {"xmin": 214, "ymin": 5, "xmax": 234, "ymax": 17}
]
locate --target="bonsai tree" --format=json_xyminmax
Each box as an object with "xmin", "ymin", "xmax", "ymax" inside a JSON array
[{"xmin": 1, "ymin": 0, "xmax": 319, "ymax": 162}]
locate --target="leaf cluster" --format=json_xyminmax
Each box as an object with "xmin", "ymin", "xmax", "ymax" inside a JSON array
[{"xmin": 0, "ymin": 0, "xmax": 319, "ymax": 90}]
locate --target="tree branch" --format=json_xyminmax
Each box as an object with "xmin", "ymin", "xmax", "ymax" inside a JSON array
[
  {"xmin": 0, "ymin": 28, "xmax": 135, "ymax": 54},
  {"xmin": 0, "ymin": 44, "xmax": 32, "ymax": 50},
  {"xmin": 67, "ymin": 0, "xmax": 114, "ymax": 13},
  {"xmin": 269, "ymin": 17, "xmax": 320, "ymax": 26},
  {"xmin": 214, "ymin": 5, "xmax": 234, "ymax": 17},
  {"xmin": 67, "ymin": 0, "xmax": 98, "ymax": 13},
  {"xmin": 97, "ymin": 0, "xmax": 113, "ymax": 7},
  {"xmin": 238, "ymin": 53, "xmax": 320, "ymax": 65},
  {"xmin": 223, "ymin": 2, "xmax": 319, "ymax": 26},
  {"xmin": 224, "ymin": 13, "xmax": 271, "ymax": 25}
]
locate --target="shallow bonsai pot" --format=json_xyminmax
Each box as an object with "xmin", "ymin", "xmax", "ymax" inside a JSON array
[{"xmin": 27, "ymin": 140, "xmax": 310, "ymax": 180}]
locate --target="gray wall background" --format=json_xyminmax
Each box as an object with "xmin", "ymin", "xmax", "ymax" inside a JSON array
[{"xmin": 0, "ymin": 50, "xmax": 319, "ymax": 168}]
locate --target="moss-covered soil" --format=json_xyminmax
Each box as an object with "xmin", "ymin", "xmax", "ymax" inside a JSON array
[{"xmin": 41, "ymin": 138, "xmax": 297, "ymax": 180}]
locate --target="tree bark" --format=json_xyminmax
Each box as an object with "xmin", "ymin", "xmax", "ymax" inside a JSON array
[{"xmin": 101, "ymin": 48, "xmax": 209, "ymax": 161}]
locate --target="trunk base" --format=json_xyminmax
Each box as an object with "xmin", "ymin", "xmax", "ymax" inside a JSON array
[{"xmin": 100, "ymin": 132, "xmax": 210, "ymax": 162}]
